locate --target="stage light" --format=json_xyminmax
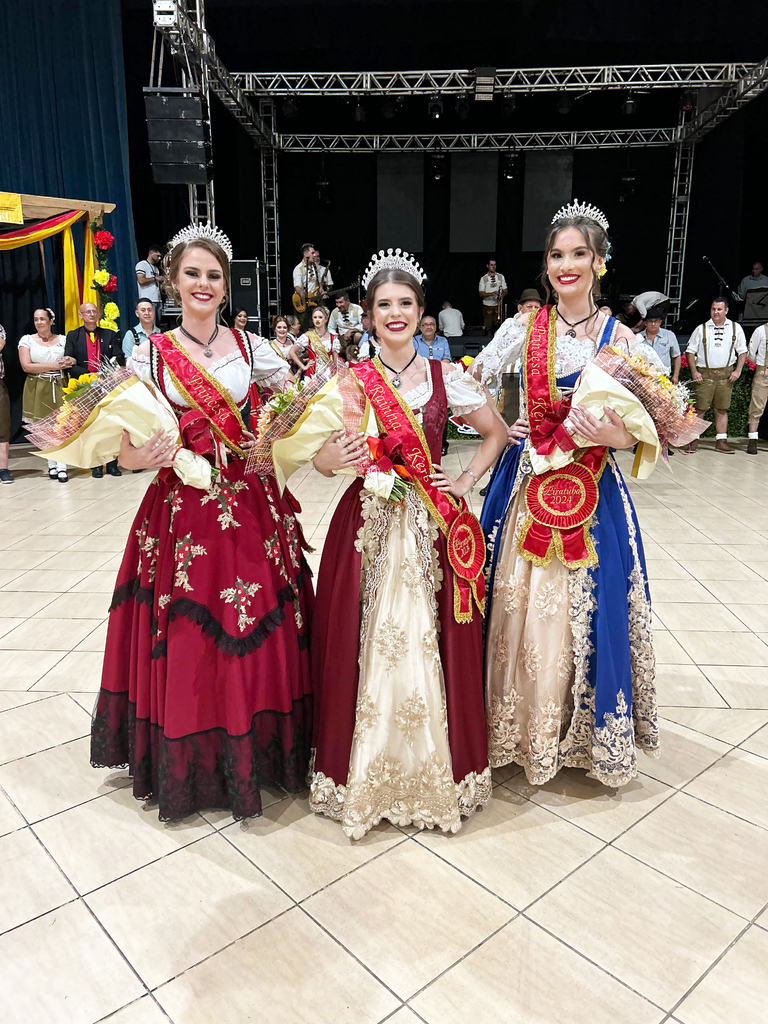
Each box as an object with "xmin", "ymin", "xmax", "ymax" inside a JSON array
[
  {"xmin": 352, "ymin": 100, "xmax": 366, "ymax": 123},
  {"xmin": 455, "ymin": 95, "xmax": 470, "ymax": 120},
  {"xmin": 619, "ymin": 170, "xmax": 637, "ymax": 203},
  {"xmin": 430, "ymin": 154, "xmax": 447, "ymax": 181},
  {"xmin": 556, "ymin": 94, "xmax": 573, "ymax": 115},
  {"xmin": 502, "ymin": 152, "xmax": 519, "ymax": 180},
  {"xmin": 381, "ymin": 98, "xmax": 397, "ymax": 120},
  {"xmin": 428, "ymin": 97, "xmax": 443, "ymax": 120},
  {"xmin": 281, "ymin": 98, "xmax": 298, "ymax": 119},
  {"xmin": 501, "ymin": 94, "xmax": 516, "ymax": 119},
  {"xmin": 474, "ymin": 66, "xmax": 496, "ymax": 102},
  {"xmin": 623, "ymin": 95, "xmax": 637, "ymax": 116},
  {"xmin": 682, "ymin": 90, "xmax": 696, "ymax": 113}
]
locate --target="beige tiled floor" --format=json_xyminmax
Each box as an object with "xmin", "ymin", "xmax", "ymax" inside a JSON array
[{"xmin": 1, "ymin": 437, "xmax": 768, "ymax": 1023}]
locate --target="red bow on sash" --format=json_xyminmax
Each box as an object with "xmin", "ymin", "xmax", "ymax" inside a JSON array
[
  {"xmin": 153, "ymin": 331, "xmax": 248, "ymax": 458},
  {"xmin": 353, "ymin": 358, "xmax": 486, "ymax": 622},
  {"xmin": 519, "ymin": 305, "xmax": 606, "ymax": 569}
]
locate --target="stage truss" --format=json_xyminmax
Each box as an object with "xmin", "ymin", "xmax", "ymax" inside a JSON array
[{"xmin": 150, "ymin": 2, "xmax": 768, "ymax": 318}]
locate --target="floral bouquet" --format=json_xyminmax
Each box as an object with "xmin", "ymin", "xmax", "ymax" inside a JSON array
[{"xmin": 26, "ymin": 360, "xmax": 215, "ymax": 489}]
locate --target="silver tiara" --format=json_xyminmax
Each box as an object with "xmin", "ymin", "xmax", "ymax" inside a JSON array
[
  {"xmin": 361, "ymin": 248, "xmax": 427, "ymax": 291},
  {"xmin": 168, "ymin": 222, "xmax": 233, "ymax": 261},
  {"xmin": 551, "ymin": 199, "xmax": 609, "ymax": 232}
]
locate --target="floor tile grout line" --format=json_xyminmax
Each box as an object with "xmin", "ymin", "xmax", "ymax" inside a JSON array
[
  {"xmin": 94, "ymin": 992, "xmax": 175, "ymax": 1024},
  {"xmin": 0, "ymin": 727, "xmax": 91, "ymax": 767},
  {"xmin": 0, "ymin": 690, "xmax": 64, "ymax": 715}
]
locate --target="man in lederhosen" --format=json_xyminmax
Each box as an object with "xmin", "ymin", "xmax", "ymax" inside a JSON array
[
  {"xmin": 746, "ymin": 320, "xmax": 768, "ymax": 455},
  {"xmin": 685, "ymin": 297, "xmax": 747, "ymax": 454}
]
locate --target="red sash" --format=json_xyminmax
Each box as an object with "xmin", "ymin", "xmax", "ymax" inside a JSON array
[
  {"xmin": 519, "ymin": 305, "xmax": 606, "ymax": 569},
  {"xmin": 152, "ymin": 331, "xmax": 248, "ymax": 458},
  {"xmin": 304, "ymin": 330, "xmax": 333, "ymax": 377},
  {"xmin": 353, "ymin": 358, "xmax": 485, "ymax": 622},
  {"xmin": 86, "ymin": 331, "xmax": 100, "ymax": 373}
]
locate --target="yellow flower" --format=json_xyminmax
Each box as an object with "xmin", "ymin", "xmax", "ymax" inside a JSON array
[
  {"xmin": 93, "ymin": 269, "xmax": 110, "ymax": 287},
  {"xmin": 99, "ymin": 317, "xmax": 119, "ymax": 332},
  {"xmin": 103, "ymin": 302, "xmax": 120, "ymax": 320}
]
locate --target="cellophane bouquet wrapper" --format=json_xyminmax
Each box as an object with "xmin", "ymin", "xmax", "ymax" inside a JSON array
[
  {"xmin": 27, "ymin": 368, "xmax": 213, "ymax": 490},
  {"xmin": 248, "ymin": 360, "xmax": 377, "ymax": 492},
  {"xmin": 529, "ymin": 346, "xmax": 709, "ymax": 480}
]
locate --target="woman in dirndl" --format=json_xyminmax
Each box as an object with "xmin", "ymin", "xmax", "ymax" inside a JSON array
[
  {"xmin": 474, "ymin": 201, "xmax": 660, "ymax": 789},
  {"xmin": 19, "ymin": 308, "xmax": 74, "ymax": 481}
]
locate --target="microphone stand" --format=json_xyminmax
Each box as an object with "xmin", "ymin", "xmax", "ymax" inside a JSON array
[{"xmin": 702, "ymin": 256, "xmax": 740, "ymax": 304}]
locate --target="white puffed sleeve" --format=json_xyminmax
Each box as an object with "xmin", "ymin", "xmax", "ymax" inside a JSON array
[
  {"xmin": 127, "ymin": 351, "xmax": 152, "ymax": 379},
  {"xmin": 443, "ymin": 366, "xmax": 488, "ymax": 415},
  {"xmin": 248, "ymin": 333, "xmax": 291, "ymax": 388},
  {"xmin": 471, "ymin": 316, "xmax": 527, "ymax": 384}
]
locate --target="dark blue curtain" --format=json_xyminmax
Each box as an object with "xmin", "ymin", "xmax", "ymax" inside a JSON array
[{"xmin": 0, "ymin": 0, "xmax": 138, "ymax": 365}]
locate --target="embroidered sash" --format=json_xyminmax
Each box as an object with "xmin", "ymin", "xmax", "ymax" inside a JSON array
[
  {"xmin": 153, "ymin": 331, "xmax": 248, "ymax": 458},
  {"xmin": 305, "ymin": 330, "xmax": 333, "ymax": 377},
  {"xmin": 519, "ymin": 305, "xmax": 610, "ymax": 570},
  {"xmin": 353, "ymin": 357, "xmax": 485, "ymax": 622}
]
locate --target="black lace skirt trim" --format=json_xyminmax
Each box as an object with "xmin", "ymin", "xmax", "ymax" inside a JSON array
[{"xmin": 90, "ymin": 689, "xmax": 313, "ymax": 822}]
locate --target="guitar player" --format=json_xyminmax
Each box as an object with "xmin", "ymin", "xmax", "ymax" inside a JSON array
[{"xmin": 292, "ymin": 243, "xmax": 334, "ymax": 329}]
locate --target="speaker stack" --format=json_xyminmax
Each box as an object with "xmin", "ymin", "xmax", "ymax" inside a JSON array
[
  {"xmin": 144, "ymin": 88, "xmax": 211, "ymax": 185},
  {"xmin": 231, "ymin": 260, "xmax": 269, "ymax": 337}
]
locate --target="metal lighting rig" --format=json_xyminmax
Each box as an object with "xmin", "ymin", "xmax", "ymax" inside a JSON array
[{"xmin": 147, "ymin": 2, "xmax": 768, "ymax": 318}]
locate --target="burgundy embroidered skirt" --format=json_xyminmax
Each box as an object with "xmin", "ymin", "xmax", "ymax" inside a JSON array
[{"xmin": 90, "ymin": 461, "xmax": 313, "ymax": 821}]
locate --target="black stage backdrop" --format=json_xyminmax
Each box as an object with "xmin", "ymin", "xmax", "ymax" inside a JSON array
[{"xmin": 117, "ymin": 1, "xmax": 768, "ymax": 331}]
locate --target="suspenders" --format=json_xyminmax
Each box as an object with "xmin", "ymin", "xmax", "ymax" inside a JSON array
[{"xmin": 700, "ymin": 321, "xmax": 736, "ymax": 370}]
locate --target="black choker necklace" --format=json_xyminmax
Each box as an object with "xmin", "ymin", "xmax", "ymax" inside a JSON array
[
  {"xmin": 556, "ymin": 308, "xmax": 596, "ymax": 338},
  {"xmin": 180, "ymin": 324, "xmax": 219, "ymax": 358},
  {"xmin": 378, "ymin": 350, "xmax": 418, "ymax": 389}
]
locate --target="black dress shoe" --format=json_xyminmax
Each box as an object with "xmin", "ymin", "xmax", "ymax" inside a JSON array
[
  {"xmin": 106, "ymin": 461, "xmax": 122, "ymax": 477},
  {"xmin": 442, "ymin": 443, "xmax": 449, "ymax": 456},
  {"xmin": 479, "ymin": 484, "xmax": 489, "ymax": 497},
  {"xmin": 92, "ymin": 466, "xmax": 104, "ymax": 478}
]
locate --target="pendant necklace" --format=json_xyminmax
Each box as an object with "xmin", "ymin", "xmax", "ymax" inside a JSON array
[
  {"xmin": 180, "ymin": 324, "xmax": 219, "ymax": 358},
  {"xmin": 556, "ymin": 308, "xmax": 595, "ymax": 339},
  {"xmin": 379, "ymin": 350, "xmax": 418, "ymax": 389}
]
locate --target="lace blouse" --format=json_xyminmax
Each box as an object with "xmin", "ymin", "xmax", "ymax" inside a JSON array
[
  {"xmin": 128, "ymin": 334, "xmax": 290, "ymax": 408},
  {"xmin": 18, "ymin": 334, "xmax": 67, "ymax": 364},
  {"xmin": 401, "ymin": 364, "xmax": 487, "ymax": 417},
  {"xmin": 473, "ymin": 314, "xmax": 664, "ymax": 384}
]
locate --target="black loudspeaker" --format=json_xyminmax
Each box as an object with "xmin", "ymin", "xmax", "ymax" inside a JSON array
[
  {"xmin": 144, "ymin": 89, "xmax": 211, "ymax": 185},
  {"xmin": 231, "ymin": 260, "xmax": 269, "ymax": 336}
]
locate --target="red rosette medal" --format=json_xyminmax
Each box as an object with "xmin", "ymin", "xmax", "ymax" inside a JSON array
[
  {"xmin": 447, "ymin": 511, "xmax": 487, "ymax": 617},
  {"xmin": 519, "ymin": 462, "xmax": 601, "ymax": 569}
]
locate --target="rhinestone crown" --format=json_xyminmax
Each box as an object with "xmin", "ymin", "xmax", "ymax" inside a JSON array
[
  {"xmin": 168, "ymin": 222, "xmax": 233, "ymax": 261},
  {"xmin": 551, "ymin": 199, "xmax": 609, "ymax": 232},
  {"xmin": 361, "ymin": 248, "xmax": 427, "ymax": 291}
]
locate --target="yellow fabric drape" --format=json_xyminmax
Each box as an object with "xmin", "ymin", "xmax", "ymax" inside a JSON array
[
  {"xmin": 80, "ymin": 221, "xmax": 99, "ymax": 310},
  {"xmin": 0, "ymin": 209, "xmax": 83, "ymax": 249}
]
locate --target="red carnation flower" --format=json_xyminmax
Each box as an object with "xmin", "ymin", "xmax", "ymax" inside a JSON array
[
  {"xmin": 103, "ymin": 275, "xmax": 118, "ymax": 293},
  {"xmin": 93, "ymin": 230, "xmax": 114, "ymax": 250}
]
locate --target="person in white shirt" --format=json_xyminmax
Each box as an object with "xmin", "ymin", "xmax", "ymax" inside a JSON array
[
  {"xmin": 292, "ymin": 243, "xmax": 333, "ymax": 329},
  {"xmin": 478, "ymin": 259, "xmax": 508, "ymax": 335},
  {"xmin": 438, "ymin": 301, "xmax": 465, "ymax": 339},
  {"xmin": 122, "ymin": 298, "xmax": 156, "ymax": 361},
  {"xmin": 746, "ymin": 322, "xmax": 768, "ymax": 454},
  {"xmin": 633, "ymin": 290, "xmax": 670, "ymax": 319},
  {"xmin": 685, "ymin": 297, "xmax": 747, "ymax": 454},
  {"xmin": 738, "ymin": 262, "xmax": 768, "ymax": 299},
  {"xmin": 328, "ymin": 293, "xmax": 364, "ymax": 353},
  {"xmin": 135, "ymin": 246, "xmax": 163, "ymax": 321}
]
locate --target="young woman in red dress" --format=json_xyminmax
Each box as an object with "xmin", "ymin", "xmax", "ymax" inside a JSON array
[{"xmin": 90, "ymin": 230, "xmax": 321, "ymax": 821}]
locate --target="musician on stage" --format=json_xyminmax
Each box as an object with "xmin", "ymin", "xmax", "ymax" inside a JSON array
[
  {"xmin": 292, "ymin": 243, "xmax": 333, "ymax": 330},
  {"xmin": 478, "ymin": 259, "xmax": 508, "ymax": 335}
]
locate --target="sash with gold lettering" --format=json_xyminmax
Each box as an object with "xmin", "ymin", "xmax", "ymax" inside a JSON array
[
  {"xmin": 519, "ymin": 305, "xmax": 608, "ymax": 569},
  {"xmin": 353, "ymin": 357, "xmax": 485, "ymax": 623},
  {"xmin": 152, "ymin": 331, "xmax": 248, "ymax": 458},
  {"xmin": 304, "ymin": 330, "xmax": 333, "ymax": 378}
]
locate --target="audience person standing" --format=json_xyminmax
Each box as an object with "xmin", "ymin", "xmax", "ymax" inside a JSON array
[
  {"xmin": 738, "ymin": 261, "xmax": 768, "ymax": 299},
  {"xmin": 685, "ymin": 297, "xmax": 747, "ymax": 455},
  {"xmin": 135, "ymin": 245, "xmax": 164, "ymax": 323},
  {"xmin": 358, "ymin": 312, "xmax": 377, "ymax": 359},
  {"xmin": 438, "ymin": 300, "xmax": 465, "ymax": 341},
  {"xmin": 0, "ymin": 324, "xmax": 11, "ymax": 484},
  {"xmin": 637, "ymin": 307, "xmax": 681, "ymax": 381},
  {"xmin": 478, "ymin": 258, "xmax": 508, "ymax": 335},
  {"xmin": 746, "ymin": 321, "xmax": 768, "ymax": 455},
  {"xmin": 65, "ymin": 302, "xmax": 124, "ymax": 477},
  {"xmin": 19, "ymin": 308, "xmax": 73, "ymax": 482},
  {"xmin": 122, "ymin": 298, "xmax": 156, "ymax": 362}
]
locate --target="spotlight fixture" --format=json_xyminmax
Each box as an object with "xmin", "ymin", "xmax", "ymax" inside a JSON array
[
  {"xmin": 429, "ymin": 154, "xmax": 447, "ymax": 181},
  {"xmin": 455, "ymin": 95, "xmax": 470, "ymax": 120},
  {"xmin": 501, "ymin": 94, "xmax": 516, "ymax": 119},
  {"xmin": 473, "ymin": 66, "xmax": 496, "ymax": 102},
  {"xmin": 281, "ymin": 98, "xmax": 298, "ymax": 119},
  {"xmin": 502, "ymin": 151, "xmax": 520, "ymax": 180},
  {"xmin": 623, "ymin": 94, "xmax": 637, "ymax": 116},
  {"xmin": 381, "ymin": 98, "xmax": 398, "ymax": 120},
  {"xmin": 556, "ymin": 94, "xmax": 573, "ymax": 115},
  {"xmin": 618, "ymin": 170, "xmax": 637, "ymax": 203},
  {"xmin": 352, "ymin": 99, "xmax": 366, "ymax": 123},
  {"xmin": 428, "ymin": 97, "xmax": 443, "ymax": 120}
]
